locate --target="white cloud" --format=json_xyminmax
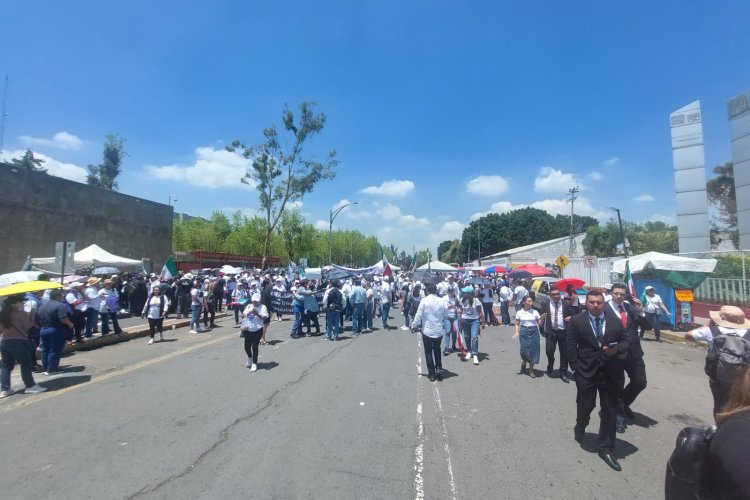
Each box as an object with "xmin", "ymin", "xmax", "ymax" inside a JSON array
[
  {"xmin": 360, "ymin": 179, "xmax": 415, "ymax": 197},
  {"xmin": 490, "ymin": 201, "xmax": 522, "ymax": 214},
  {"xmin": 534, "ymin": 166, "xmax": 578, "ymax": 194},
  {"xmin": 0, "ymin": 149, "xmax": 87, "ymax": 183},
  {"xmin": 587, "ymin": 172, "xmax": 603, "ymax": 181},
  {"xmin": 20, "ymin": 131, "xmax": 85, "ymax": 151},
  {"xmin": 631, "ymin": 194, "xmax": 654, "ymax": 203},
  {"xmin": 287, "ymin": 200, "xmax": 303, "ymax": 209},
  {"xmin": 604, "ymin": 157, "xmax": 619, "ymax": 167},
  {"xmin": 377, "ymin": 203, "xmax": 429, "ymax": 226},
  {"xmin": 649, "ymin": 213, "xmax": 676, "ymax": 225},
  {"xmin": 145, "ymin": 147, "xmax": 254, "ymax": 188},
  {"xmin": 430, "ymin": 220, "xmax": 465, "ymax": 244},
  {"xmin": 529, "ymin": 197, "xmax": 609, "ymax": 219},
  {"xmin": 466, "ymin": 175, "xmax": 509, "ymax": 196},
  {"xmin": 314, "ymin": 220, "xmax": 329, "ymax": 230}
]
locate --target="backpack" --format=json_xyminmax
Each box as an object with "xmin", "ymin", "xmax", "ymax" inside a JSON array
[
  {"xmin": 704, "ymin": 324, "xmax": 750, "ymax": 386},
  {"xmin": 664, "ymin": 425, "xmax": 717, "ymax": 500}
]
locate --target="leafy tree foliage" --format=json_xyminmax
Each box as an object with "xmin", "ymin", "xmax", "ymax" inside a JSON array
[
  {"xmin": 278, "ymin": 208, "xmax": 318, "ymax": 263},
  {"xmin": 227, "ymin": 102, "xmax": 338, "ymax": 268},
  {"xmin": 440, "ymin": 239, "xmax": 462, "ymax": 264},
  {"xmin": 437, "ymin": 240, "xmax": 452, "ymax": 259},
  {"xmin": 87, "ymin": 134, "xmax": 125, "ymax": 191},
  {"xmin": 583, "ymin": 220, "xmax": 678, "ymax": 257},
  {"xmin": 707, "ymin": 161, "xmax": 738, "ymax": 249},
  {"xmin": 9, "ymin": 149, "xmax": 46, "ymax": 173}
]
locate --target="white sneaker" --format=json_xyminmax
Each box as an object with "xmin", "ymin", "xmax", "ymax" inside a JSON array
[
  {"xmin": 401, "ymin": 326, "xmax": 409, "ymax": 330},
  {"xmin": 473, "ymin": 355, "xmax": 479, "ymax": 365},
  {"xmin": 159, "ymin": 333, "xmax": 164, "ymax": 342},
  {"xmin": 250, "ymin": 363, "xmax": 257, "ymax": 373},
  {"xmin": 245, "ymin": 358, "xmax": 252, "ymax": 368},
  {"xmin": 0, "ymin": 390, "xmax": 13, "ymax": 398},
  {"xmin": 189, "ymin": 330, "xmax": 197, "ymax": 334},
  {"xmin": 147, "ymin": 338, "xmax": 154, "ymax": 345},
  {"xmin": 24, "ymin": 385, "xmax": 47, "ymax": 394},
  {"xmin": 465, "ymin": 352, "xmax": 472, "ymax": 361}
]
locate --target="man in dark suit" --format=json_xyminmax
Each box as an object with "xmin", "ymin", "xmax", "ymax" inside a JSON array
[
  {"xmin": 567, "ymin": 290, "xmax": 630, "ymax": 471},
  {"xmin": 605, "ymin": 283, "xmax": 646, "ymax": 433},
  {"xmin": 541, "ymin": 287, "xmax": 574, "ymax": 383}
]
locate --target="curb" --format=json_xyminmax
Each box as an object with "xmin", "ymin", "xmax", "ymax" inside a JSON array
[{"xmin": 64, "ymin": 312, "xmax": 232, "ymax": 354}]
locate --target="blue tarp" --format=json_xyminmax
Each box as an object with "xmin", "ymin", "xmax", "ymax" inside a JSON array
[{"xmin": 634, "ymin": 278, "xmax": 676, "ymax": 326}]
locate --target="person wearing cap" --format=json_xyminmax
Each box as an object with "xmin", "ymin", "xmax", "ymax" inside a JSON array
[
  {"xmin": 65, "ymin": 282, "xmax": 87, "ymax": 344},
  {"xmin": 189, "ymin": 280, "xmax": 205, "ymax": 334},
  {"xmin": 686, "ymin": 305, "xmax": 750, "ymax": 417},
  {"xmin": 231, "ymin": 281, "xmax": 251, "ymax": 326},
  {"xmin": 641, "ymin": 286, "xmax": 671, "ymax": 341},
  {"xmin": 141, "ymin": 284, "xmax": 169, "ymax": 344},
  {"xmin": 84, "ymin": 277, "xmax": 102, "ymax": 339},
  {"xmin": 0, "ymin": 294, "xmax": 48, "ymax": 398},
  {"xmin": 442, "ymin": 286, "xmax": 459, "ymax": 355},
  {"xmin": 459, "ymin": 285, "xmax": 485, "ymax": 365},
  {"xmin": 98, "ymin": 279, "xmax": 123, "ymax": 336},
  {"xmin": 241, "ymin": 293, "xmax": 268, "ymax": 372}
]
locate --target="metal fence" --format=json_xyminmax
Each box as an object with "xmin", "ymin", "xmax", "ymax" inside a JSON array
[
  {"xmin": 695, "ymin": 277, "xmax": 750, "ymax": 305},
  {"xmin": 562, "ymin": 257, "xmax": 617, "ymax": 287}
]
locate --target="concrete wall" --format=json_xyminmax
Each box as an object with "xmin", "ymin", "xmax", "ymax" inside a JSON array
[{"xmin": 0, "ymin": 163, "xmax": 173, "ymax": 273}]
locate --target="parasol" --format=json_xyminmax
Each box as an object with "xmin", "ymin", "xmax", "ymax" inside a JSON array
[
  {"xmin": 516, "ymin": 264, "xmax": 555, "ymax": 277},
  {"xmin": 471, "ymin": 277, "xmax": 493, "ymax": 286},
  {"xmin": 91, "ymin": 266, "xmax": 120, "ymax": 276},
  {"xmin": 484, "ymin": 265, "xmax": 510, "ymax": 274},
  {"xmin": 553, "ymin": 278, "xmax": 585, "ymax": 291},
  {"xmin": 0, "ymin": 280, "xmax": 64, "ymax": 297},
  {"xmin": 508, "ymin": 269, "xmax": 532, "ymax": 281}
]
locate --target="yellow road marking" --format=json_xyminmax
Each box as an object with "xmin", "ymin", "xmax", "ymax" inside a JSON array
[{"xmin": 0, "ymin": 334, "xmax": 233, "ymax": 415}]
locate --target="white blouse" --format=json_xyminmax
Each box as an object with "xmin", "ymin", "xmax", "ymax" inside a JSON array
[{"xmin": 516, "ymin": 308, "xmax": 541, "ymax": 327}]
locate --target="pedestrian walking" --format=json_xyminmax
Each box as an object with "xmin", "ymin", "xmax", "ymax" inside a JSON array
[
  {"xmin": 514, "ymin": 296, "xmax": 543, "ymax": 377},
  {"xmin": 36, "ymin": 289, "xmax": 75, "ymax": 376},
  {"xmin": 260, "ymin": 281, "xmax": 273, "ymax": 344},
  {"xmin": 641, "ymin": 286, "xmax": 671, "ymax": 341},
  {"xmin": 442, "ymin": 287, "xmax": 459, "ymax": 355},
  {"xmin": 0, "ymin": 295, "xmax": 47, "ymax": 398},
  {"xmin": 459, "ymin": 286, "xmax": 485, "ymax": 365},
  {"xmin": 241, "ymin": 293, "xmax": 268, "ymax": 372},
  {"xmin": 141, "ymin": 284, "xmax": 169, "ymax": 344},
  {"xmin": 541, "ymin": 288, "xmax": 572, "ymax": 382},
  {"xmin": 83, "ymin": 277, "xmax": 101, "ymax": 339},
  {"xmin": 325, "ymin": 281, "xmax": 343, "ymax": 341},
  {"xmin": 412, "ymin": 281, "xmax": 448, "ymax": 382},
  {"xmin": 189, "ymin": 280, "xmax": 204, "ymax": 334},
  {"xmin": 98, "ymin": 279, "xmax": 123, "ymax": 335}
]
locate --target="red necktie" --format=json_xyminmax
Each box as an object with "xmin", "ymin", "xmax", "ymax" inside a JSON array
[{"xmin": 619, "ymin": 305, "xmax": 627, "ymax": 328}]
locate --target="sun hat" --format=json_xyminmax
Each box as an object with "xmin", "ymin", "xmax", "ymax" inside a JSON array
[
  {"xmin": 86, "ymin": 277, "xmax": 101, "ymax": 286},
  {"xmin": 251, "ymin": 293, "xmax": 261, "ymax": 302},
  {"xmin": 69, "ymin": 282, "xmax": 84, "ymax": 288},
  {"xmin": 461, "ymin": 286, "xmax": 474, "ymax": 294},
  {"xmin": 709, "ymin": 305, "xmax": 750, "ymax": 329},
  {"xmin": 644, "ymin": 285, "xmax": 655, "ymax": 291}
]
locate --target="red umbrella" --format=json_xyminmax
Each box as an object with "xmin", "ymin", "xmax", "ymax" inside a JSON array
[
  {"xmin": 553, "ymin": 278, "xmax": 585, "ymax": 291},
  {"xmin": 516, "ymin": 264, "xmax": 555, "ymax": 277}
]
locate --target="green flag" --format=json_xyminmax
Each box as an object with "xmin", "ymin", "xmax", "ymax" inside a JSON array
[{"xmin": 160, "ymin": 256, "xmax": 178, "ymax": 280}]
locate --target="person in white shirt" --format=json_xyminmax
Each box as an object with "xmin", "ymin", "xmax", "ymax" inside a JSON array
[
  {"xmin": 412, "ymin": 282, "xmax": 448, "ymax": 381},
  {"xmin": 84, "ymin": 277, "xmax": 101, "ymax": 339},
  {"xmin": 241, "ymin": 293, "xmax": 269, "ymax": 372},
  {"xmin": 380, "ymin": 278, "xmax": 392, "ymax": 330},
  {"xmin": 498, "ymin": 283, "xmax": 513, "ymax": 325},
  {"xmin": 459, "ymin": 286, "xmax": 485, "ymax": 365},
  {"xmin": 65, "ymin": 282, "xmax": 87, "ymax": 344},
  {"xmin": 272, "ymin": 278, "xmax": 286, "ymax": 321},
  {"xmin": 641, "ymin": 285, "xmax": 671, "ymax": 341},
  {"xmin": 480, "ymin": 285, "xmax": 494, "ymax": 324},
  {"xmin": 513, "ymin": 282, "xmax": 529, "ymax": 311},
  {"xmin": 141, "ymin": 284, "xmax": 169, "ymax": 344},
  {"xmin": 513, "ymin": 295, "xmax": 543, "ymax": 377},
  {"xmin": 442, "ymin": 287, "xmax": 459, "ymax": 355}
]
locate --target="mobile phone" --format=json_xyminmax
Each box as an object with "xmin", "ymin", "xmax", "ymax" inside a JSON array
[{"xmin": 607, "ymin": 342, "xmax": 618, "ymax": 348}]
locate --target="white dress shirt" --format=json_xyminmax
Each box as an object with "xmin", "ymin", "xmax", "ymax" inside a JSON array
[{"xmin": 412, "ymin": 294, "xmax": 448, "ymax": 339}]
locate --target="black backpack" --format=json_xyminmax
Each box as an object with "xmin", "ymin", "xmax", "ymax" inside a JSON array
[
  {"xmin": 665, "ymin": 425, "xmax": 716, "ymax": 499},
  {"xmin": 704, "ymin": 325, "xmax": 750, "ymax": 386}
]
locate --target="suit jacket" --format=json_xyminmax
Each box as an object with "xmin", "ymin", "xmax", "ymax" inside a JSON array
[
  {"xmin": 566, "ymin": 310, "xmax": 630, "ymax": 380},
  {"xmin": 604, "ymin": 300, "xmax": 644, "ymax": 359},
  {"xmin": 542, "ymin": 298, "xmax": 574, "ymax": 335}
]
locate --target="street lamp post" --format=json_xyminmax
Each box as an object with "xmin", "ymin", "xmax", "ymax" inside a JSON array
[
  {"xmin": 329, "ymin": 202, "xmax": 357, "ymax": 265},
  {"xmin": 608, "ymin": 207, "xmax": 627, "ymax": 257},
  {"xmin": 168, "ymin": 194, "xmax": 178, "ymax": 206}
]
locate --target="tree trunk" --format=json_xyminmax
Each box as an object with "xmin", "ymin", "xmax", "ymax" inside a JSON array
[{"xmin": 261, "ymin": 228, "xmax": 271, "ymax": 270}]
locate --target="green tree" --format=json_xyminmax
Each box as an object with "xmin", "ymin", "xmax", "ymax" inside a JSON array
[
  {"xmin": 707, "ymin": 161, "xmax": 738, "ymax": 249},
  {"xmin": 228, "ymin": 102, "xmax": 338, "ymax": 269},
  {"xmin": 440, "ymin": 239, "xmax": 462, "ymax": 264},
  {"xmin": 583, "ymin": 220, "xmax": 678, "ymax": 256},
  {"xmin": 437, "ymin": 240, "xmax": 452, "ymax": 259},
  {"xmin": 278, "ymin": 208, "xmax": 318, "ymax": 263},
  {"xmin": 552, "ymin": 214, "xmax": 599, "ymax": 238},
  {"xmin": 10, "ymin": 149, "xmax": 46, "ymax": 173},
  {"xmin": 87, "ymin": 134, "xmax": 125, "ymax": 191},
  {"xmin": 463, "ymin": 208, "xmax": 559, "ymax": 260}
]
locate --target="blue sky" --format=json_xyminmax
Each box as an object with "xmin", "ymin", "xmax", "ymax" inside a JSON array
[{"xmin": 2, "ymin": 1, "xmax": 749, "ymax": 259}]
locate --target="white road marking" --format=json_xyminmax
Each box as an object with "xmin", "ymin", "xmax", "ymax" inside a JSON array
[
  {"xmin": 432, "ymin": 384, "xmax": 457, "ymax": 500},
  {"xmin": 414, "ymin": 335, "xmax": 426, "ymax": 500}
]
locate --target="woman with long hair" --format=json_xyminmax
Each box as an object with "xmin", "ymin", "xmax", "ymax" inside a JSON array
[
  {"xmin": 0, "ymin": 295, "xmax": 47, "ymax": 398},
  {"xmin": 458, "ymin": 286, "xmax": 485, "ymax": 365},
  {"xmin": 141, "ymin": 284, "xmax": 169, "ymax": 344},
  {"xmin": 513, "ymin": 295, "xmax": 543, "ymax": 378}
]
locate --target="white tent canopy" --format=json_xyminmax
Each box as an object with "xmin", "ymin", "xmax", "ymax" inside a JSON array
[
  {"xmin": 612, "ymin": 251, "xmax": 717, "ymax": 274},
  {"xmin": 417, "ymin": 260, "xmax": 459, "ymax": 272},
  {"xmin": 374, "ymin": 259, "xmax": 401, "ymax": 271},
  {"xmin": 32, "ymin": 244, "xmax": 143, "ymax": 272}
]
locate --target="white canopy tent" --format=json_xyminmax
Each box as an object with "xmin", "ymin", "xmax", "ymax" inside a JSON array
[
  {"xmin": 416, "ymin": 260, "xmax": 459, "ymax": 272},
  {"xmin": 612, "ymin": 251, "xmax": 717, "ymax": 274},
  {"xmin": 374, "ymin": 259, "xmax": 401, "ymax": 271},
  {"xmin": 31, "ymin": 244, "xmax": 143, "ymax": 273}
]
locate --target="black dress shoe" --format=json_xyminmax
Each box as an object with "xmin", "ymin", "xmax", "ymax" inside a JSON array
[
  {"xmin": 436, "ymin": 369, "xmax": 443, "ymax": 381},
  {"xmin": 560, "ymin": 373, "xmax": 570, "ymax": 383},
  {"xmin": 574, "ymin": 426, "xmax": 585, "ymax": 442},
  {"xmin": 546, "ymin": 369, "xmax": 553, "ymax": 377},
  {"xmin": 622, "ymin": 405, "xmax": 634, "ymax": 419},
  {"xmin": 598, "ymin": 451, "xmax": 622, "ymax": 471},
  {"xmin": 428, "ymin": 373, "xmax": 436, "ymax": 382},
  {"xmin": 616, "ymin": 421, "xmax": 627, "ymax": 434}
]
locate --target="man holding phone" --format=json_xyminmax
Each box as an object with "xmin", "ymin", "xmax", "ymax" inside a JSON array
[{"xmin": 567, "ymin": 290, "xmax": 630, "ymax": 471}]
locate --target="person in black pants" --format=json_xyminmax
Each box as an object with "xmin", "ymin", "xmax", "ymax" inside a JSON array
[
  {"xmin": 567, "ymin": 290, "xmax": 630, "ymax": 471},
  {"xmin": 605, "ymin": 283, "xmax": 646, "ymax": 433},
  {"xmin": 541, "ymin": 288, "xmax": 573, "ymax": 382},
  {"xmin": 242, "ymin": 294, "xmax": 268, "ymax": 373}
]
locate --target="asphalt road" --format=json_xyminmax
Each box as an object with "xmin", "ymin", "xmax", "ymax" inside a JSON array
[{"xmin": 0, "ymin": 308, "xmax": 714, "ymax": 499}]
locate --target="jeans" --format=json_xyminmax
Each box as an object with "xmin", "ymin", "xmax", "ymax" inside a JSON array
[
  {"xmin": 292, "ymin": 309, "xmax": 302, "ymax": 336},
  {"xmin": 500, "ymin": 302, "xmax": 511, "ymax": 325},
  {"xmin": 100, "ymin": 311, "xmax": 122, "ymax": 335},
  {"xmin": 422, "ymin": 334, "xmax": 443, "ymax": 376},
  {"xmin": 461, "ymin": 318, "xmax": 479, "ymax": 355},
  {"xmin": 365, "ymin": 302, "xmax": 373, "ymax": 330},
  {"xmin": 481, "ymin": 302, "xmax": 493, "ymax": 323},
  {"xmin": 190, "ymin": 305, "xmax": 202, "ymax": 331},
  {"xmin": 645, "ymin": 312, "xmax": 661, "ymax": 340},
  {"xmin": 443, "ymin": 317, "xmax": 458, "ymax": 350},
  {"xmin": 40, "ymin": 327, "xmax": 67, "ymax": 373},
  {"xmin": 352, "ymin": 303, "xmax": 365, "ymax": 333},
  {"xmin": 326, "ymin": 310, "xmax": 341, "ymax": 340},
  {"xmin": 1, "ymin": 339, "xmax": 36, "ymax": 390},
  {"xmin": 84, "ymin": 307, "xmax": 99, "ymax": 337},
  {"xmin": 381, "ymin": 303, "xmax": 391, "ymax": 329}
]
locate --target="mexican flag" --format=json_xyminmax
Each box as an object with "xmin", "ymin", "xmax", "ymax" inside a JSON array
[
  {"xmin": 381, "ymin": 247, "xmax": 393, "ymax": 277},
  {"xmin": 410, "ymin": 247, "xmax": 417, "ymax": 271},
  {"xmin": 160, "ymin": 256, "xmax": 178, "ymax": 280},
  {"xmin": 624, "ymin": 259, "xmax": 636, "ymax": 298}
]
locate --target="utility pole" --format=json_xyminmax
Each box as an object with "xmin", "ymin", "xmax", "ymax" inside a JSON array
[
  {"xmin": 567, "ymin": 186, "xmax": 579, "ymax": 256},
  {"xmin": 477, "ymin": 219, "xmax": 481, "ymax": 264},
  {"xmin": 0, "ymin": 75, "xmax": 8, "ymax": 152},
  {"xmin": 608, "ymin": 207, "xmax": 628, "ymax": 257}
]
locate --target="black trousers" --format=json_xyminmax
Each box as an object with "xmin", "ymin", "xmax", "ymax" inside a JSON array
[
  {"xmin": 575, "ymin": 369, "xmax": 619, "ymax": 452},
  {"xmin": 147, "ymin": 318, "xmax": 164, "ymax": 338},
  {"xmin": 545, "ymin": 330, "xmax": 568, "ymax": 372},
  {"xmin": 621, "ymin": 357, "xmax": 647, "ymax": 408},
  {"xmin": 422, "ymin": 334, "xmax": 442, "ymax": 376},
  {"xmin": 303, "ymin": 311, "xmax": 320, "ymax": 333},
  {"xmin": 244, "ymin": 329, "xmax": 262, "ymax": 364}
]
